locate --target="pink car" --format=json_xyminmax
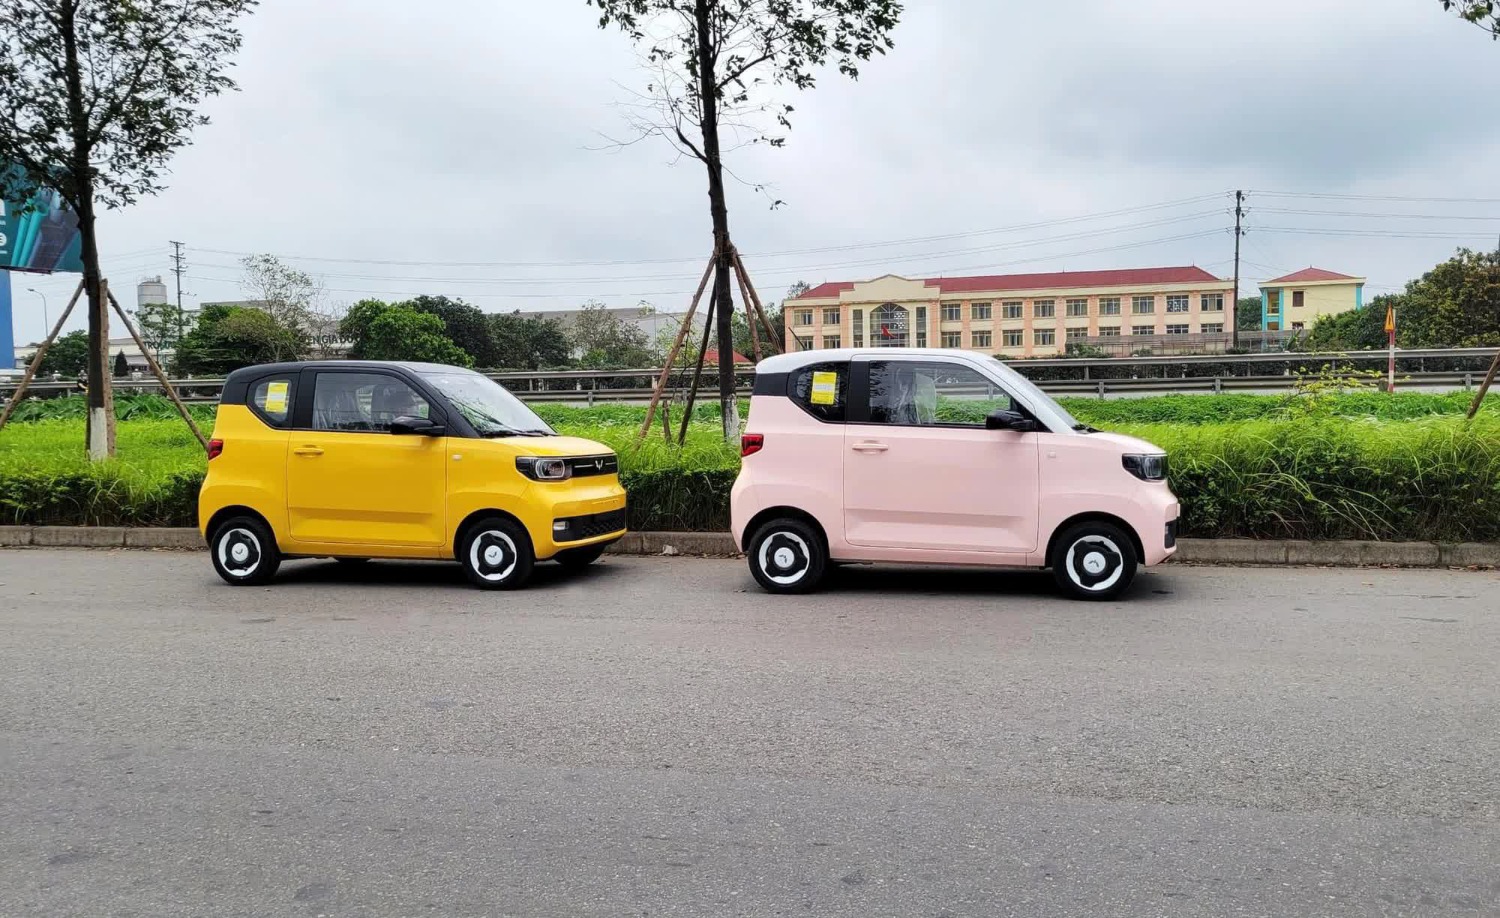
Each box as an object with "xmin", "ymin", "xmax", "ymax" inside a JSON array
[{"xmin": 731, "ymin": 348, "xmax": 1179, "ymax": 600}]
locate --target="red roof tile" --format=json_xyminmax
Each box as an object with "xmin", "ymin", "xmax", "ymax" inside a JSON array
[
  {"xmin": 789, "ymin": 266, "xmax": 1225, "ymax": 300},
  {"xmin": 703, "ymin": 348, "xmax": 752, "ymax": 365},
  {"xmin": 1263, "ymin": 267, "xmax": 1360, "ymax": 284}
]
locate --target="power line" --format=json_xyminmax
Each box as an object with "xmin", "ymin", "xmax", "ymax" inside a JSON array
[
  {"xmin": 1250, "ymin": 191, "xmax": 1500, "ymax": 205},
  {"xmin": 1258, "ymin": 207, "xmax": 1500, "ymax": 221},
  {"xmin": 188, "ymin": 193, "xmax": 1232, "ymax": 269},
  {"xmin": 1256, "ymin": 226, "xmax": 1492, "ymax": 238}
]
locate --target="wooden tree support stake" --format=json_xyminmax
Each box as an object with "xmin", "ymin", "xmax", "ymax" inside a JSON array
[
  {"xmin": 732, "ymin": 248, "xmax": 789, "ymax": 352},
  {"xmin": 0, "ymin": 279, "xmax": 86, "ymax": 433},
  {"xmin": 1468, "ymin": 348, "xmax": 1500, "ymax": 420},
  {"xmin": 638, "ymin": 255, "xmax": 715, "ymax": 442},
  {"xmin": 678, "ymin": 289, "xmax": 718, "ymax": 446},
  {"xmin": 107, "ymin": 288, "xmax": 208, "ymax": 449}
]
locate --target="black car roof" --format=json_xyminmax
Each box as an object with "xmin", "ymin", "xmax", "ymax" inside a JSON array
[{"xmin": 223, "ymin": 360, "xmax": 476, "ymax": 382}]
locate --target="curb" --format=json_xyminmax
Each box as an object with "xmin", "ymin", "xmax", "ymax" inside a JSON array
[{"xmin": 1, "ymin": 527, "xmax": 1497, "ymax": 568}]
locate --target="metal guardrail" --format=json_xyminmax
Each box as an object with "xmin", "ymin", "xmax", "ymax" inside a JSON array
[{"xmin": 4, "ymin": 348, "xmax": 1496, "ymax": 405}]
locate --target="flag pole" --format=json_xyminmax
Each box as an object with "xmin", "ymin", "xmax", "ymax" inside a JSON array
[{"xmin": 1385, "ymin": 301, "xmax": 1396, "ymax": 394}]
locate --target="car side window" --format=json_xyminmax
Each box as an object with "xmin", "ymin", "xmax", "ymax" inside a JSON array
[
  {"xmin": 789, "ymin": 362, "xmax": 849, "ymax": 422},
  {"xmin": 311, "ymin": 372, "xmax": 432, "ymax": 433},
  {"xmin": 866, "ymin": 360, "xmax": 1019, "ymax": 427},
  {"xmin": 248, "ymin": 375, "xmax": 295, "ymax": 428}
]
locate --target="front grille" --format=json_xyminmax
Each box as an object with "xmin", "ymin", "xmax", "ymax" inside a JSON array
[
  {"xmin": 555, "ymin": 507, "xmax": 628, "ymax": 542},
  {"xmin": 1165, "ymin": 519, "xmax": 1178, "ymax": 549},
  {"xmin": 566, "ymin": 455, "xmax": 619, "ymax": 478}
]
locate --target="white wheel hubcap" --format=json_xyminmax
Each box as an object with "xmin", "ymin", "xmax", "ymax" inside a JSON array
[
  {"xmin": 469, "ymin": 530, "xmax": 519, "ymax": 582},
  {"xmin": 773, "ymin": 547, "xmax": 795, "ymax": 568},
  {"xmin": 758, "ymin": 530, "xmax": 813, "ymax": 586},
  {"xmin": 1065, "ymin": 535, "xmax": 1125, "ymax": 592},
  {"xmin": 484, "ymin": 546, "xmax": 503, "ymax": 566},
  {"xmin": 217, "ymin": 527, "xmax": 262, "ymax": 577}
]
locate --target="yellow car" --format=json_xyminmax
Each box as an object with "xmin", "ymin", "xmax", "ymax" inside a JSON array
[{"xmin": 198, "ymin": 361, "xmax": 627, "ymax": 589}]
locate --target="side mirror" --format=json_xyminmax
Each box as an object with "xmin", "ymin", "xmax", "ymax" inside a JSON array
[
  {"xmin": 986, "ymin": 409, "xmax": 1038, "ymax": 432},
  {"xmin": 390, "ymin": 415, "xmax": 446, "ymax": 436}
]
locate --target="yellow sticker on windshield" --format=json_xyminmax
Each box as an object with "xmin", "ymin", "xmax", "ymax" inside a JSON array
[
  {"xmin": 264, "ymin": 381, "xmax": 289, "ymax": 413},
  {"xmin": 810, "ymin": 371, "xmax": 837, "ymax": 405}
]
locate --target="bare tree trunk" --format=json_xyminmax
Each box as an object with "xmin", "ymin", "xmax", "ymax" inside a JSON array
[
  {"xmin": 60, "ymin": 1, "xmax": 113, "ymax": 459},
  {"xmin": 694, "ymin": 0, "xmax": 741, "ymax": 441}
]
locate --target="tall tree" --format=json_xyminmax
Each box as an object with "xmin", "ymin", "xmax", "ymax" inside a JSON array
[
  {"xmin": 359, "ymin": 304, "xmax": 473, "ymax": 367},
  {"xmin": 0, "ymin": 0, "xmax": 257, "ymax": 458},
  {"xmin": 173, "ymin": 304, "xmax": 303, "ymax": 376},
  {"xmin": 571, "ymin": 301, "xmax": 655, "ymax": 368},
  {"xmin": 406, "ymin": 295, "xmax": 500, "ymax": 367},
  {"xmin": 589, "ymin": 0, "xmax": 901, "ymax": 438},
  {"xmin": 134, "ymin": 300, "xmax": 190, "ymax": 354},
  {"xmin": 241, "ymin": 253, "xmax": 319, "ymax": 333},
  {"xmin": 35, "ymin": 330, "xmax": 90, "ymax": 377},
  {"xmin": 490, "ymin": 312, "xmax": 573, "ymax": 370},
  {"xmin": 1236, "ymin": 296, "xmax": 1262, "ymax": 332},
  {"xmin": 1441, "ymin": 0, "xmax": 1500, "ymax": 37}
]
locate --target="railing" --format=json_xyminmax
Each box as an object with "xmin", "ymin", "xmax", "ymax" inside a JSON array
[{"xmin": 3, "ymin": 347, "xmax": 1496, "ymax": 405}]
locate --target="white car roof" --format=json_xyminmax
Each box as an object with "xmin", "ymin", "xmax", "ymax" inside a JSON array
[{"xmin": 756, "ymin": 347, "xmax": 994, "ymax": 374}]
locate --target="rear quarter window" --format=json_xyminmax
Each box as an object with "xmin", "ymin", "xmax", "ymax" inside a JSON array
[
  {"xmin": 789, "ymin": 362, "xmax": 849, "ymax": 423},
  {"xmin": 247, "ymin": 376, "xmax": 295, "ymax": 427}
]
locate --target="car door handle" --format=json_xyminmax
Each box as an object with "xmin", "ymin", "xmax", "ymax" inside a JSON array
[
  {"xmin": 851, "ymin": 441, "xmax": 888, "ymax": 452},
  {"xmin": 293, "ymin": 446, "xmax": 324, "ymax": 457}
]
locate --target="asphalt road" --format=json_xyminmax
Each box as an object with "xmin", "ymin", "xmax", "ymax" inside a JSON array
[{"xmin": 2, "ymin": 551, "xmax": 1498, "ymax": 918}]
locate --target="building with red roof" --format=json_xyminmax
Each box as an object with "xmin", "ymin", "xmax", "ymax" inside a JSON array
[
  {"xmin": 1256, "ymin": 267, "xmax": 1366, "ymax": 333},
  {"xmin": 784, "ymin": 266, "xmax": 1235, "ymax": 357}
]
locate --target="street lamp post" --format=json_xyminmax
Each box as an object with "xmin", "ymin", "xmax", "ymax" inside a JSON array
[{"xmin": 26, "ymin": 288, "xmax": 49, "ymax": 338}]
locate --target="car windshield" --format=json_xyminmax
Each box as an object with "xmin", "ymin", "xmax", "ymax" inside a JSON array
[
  {"xmin": 989, "ymin": 358, "xmax": 1085, "ymax": 430},
  {"xmin": 420, "ymin": 371, "xmax": 555, "ymax": 437}
]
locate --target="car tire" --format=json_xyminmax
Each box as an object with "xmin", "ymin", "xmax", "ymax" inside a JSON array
[
  {"xmin": 458, "ymin": 516, "xmax": 534, "ymax": 590},
  {"xmin": 209, "ymin": 516, "xmax": 282, "ymax": 587},
  {"xmin": 554, "ymin": 544, "xmax": 607, "ymax": 570},
  {"xmin": 1050, "ymin": 520, "xmax": 1138, "ymax": 601},
  {"xmin": 747, "ymin": 518, "xmax": 826, "ymax": 595}
]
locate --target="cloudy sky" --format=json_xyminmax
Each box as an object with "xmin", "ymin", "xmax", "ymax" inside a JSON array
[{"xmin": 11, "ymin": 0, "xmax": 1500, "ymax": 343}]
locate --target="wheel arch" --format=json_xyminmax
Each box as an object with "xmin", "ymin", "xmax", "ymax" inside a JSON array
[
  {"xmin": 204, "ymin": 505, "xmax": 275, "ymax": 545},
  {"xmin": 1045, "ymin": 512, "xmax": 1144, "ymax": 566},
  {"xmin": 453, "ymin": 508, "xmax": 531, "ymax": 560},
  {"xmin": 742, "ymin": 506, "xmax": 830, "ymax": 556}
]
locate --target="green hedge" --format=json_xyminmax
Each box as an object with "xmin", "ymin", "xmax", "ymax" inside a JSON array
[{"xmin": 3, "ymin": 416, "xmax": 1500, "ymax": 542}]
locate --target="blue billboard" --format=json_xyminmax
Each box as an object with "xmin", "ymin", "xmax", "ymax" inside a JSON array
[{"xmin": 1, "ymin": 183, "xmax": 84, "ymax": 275}]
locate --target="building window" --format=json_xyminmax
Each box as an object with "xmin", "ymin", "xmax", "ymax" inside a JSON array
[
  {"xmin": 852, "ymin": 310, "xmax": 864, "ymax": 347},
  {"xmin": 872, "ymin": 302, "xmax": 909, "ymax": 347},
  {"xmin": 971, "ymin": 302, "xmax": 992, "ymax": 320},
  {"xmin": 1200, "ymin": 293, "xmax": 1224, "ymax": 312},
  {"xmin": 1266, "ymin": 292, "xmax": 1281, "ymax": 315},
  {"xmin": 1099, "ymin": 297, "xmax": 1121, "ymax": 315},
  {"xmin": 1065, "ymin": 298, "xmax": 1088, "ymax": 317},
  {"xmin": 941, "ymin": 303, "xmax": 962, "ymax": 322},
  {"xmin": 823, "ymin": 307, "xmax": 840, "ymax": 325},
  {"xmin": 794, "ymin": 309, "xmax": 813, "ymax": 326},
  {"xmin": 821, "ymin": 334, "xmax": 841, "ymax": 349},
  {"xmin": 1034, "ymin": 299, "xmax": 1055, "ymax": 318},
  {"xmin": 1034, "ymin": 329, "xmax": 1055, "ymax": 346},
  {"xmin": 1293, "ymin": 290, "xmax": 1305, "ymax": 309},
  {"xmin": 1132, "ymin": 296, "xmax": 1155, "ymax": 314},
  {"xmin": 1001, "ymin": 301, "xmax": 1024, "ymax": 319},
  {"xmin": 1065, "ymin": 327, "xmax": 1088, "ymax": 341},
  {"xmin": 795, "ymin": 335, "xmax": 813, "ymax": 350},
  {"xmin": 1291, "ymin": 322, "xmax": 1305, "ymax": 330},
  {"xmin": 915, "ymin": 306, "xmax": 927, "ymax": 348},
  {"xmin": 970, "ymin": 330, "xmax": 992, "ymax": 349},
  {"xmin": 1098, "ymin": 326, "xmax": 1121, "ymax": 337},
  {"xmin": 1202, "ymin": 323, "xmax": 1224, "ymax": 334},
  {"xmin": 1003, "ymin": 329, "xmax": 1024, "ymax": 347},
  {"xmin": 1166, "ymin": 324, "xmax": 1189, "ymax": 335},
  {"xmin": 1132, "ymin": 325, "xmax": 1155, "ymax": 336},
  {"xmin": 941, "ymin": 331, "xmax": 961, "ymax": 348},
  {"xmin": 1166, "ymin": 295, "xmax": 1190, "ymax": 313}
]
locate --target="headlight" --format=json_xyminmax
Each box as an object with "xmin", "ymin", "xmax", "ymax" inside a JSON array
[
  {"xmin": 1122, "ymin": 453, "xmax": 1168, "ymax": 481},
  {"xmin": 516, "ymin": 456, "xmax": 571, "ymax": 481}
]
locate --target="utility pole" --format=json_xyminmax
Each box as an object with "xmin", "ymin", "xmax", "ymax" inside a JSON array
[
  {"xmin": 1231, "ymin": 190, "xmax": 1244, "ymax": 351},
  {"xmin": 169, "ymin": 241, "xmax": 187, "ymax": 349}
]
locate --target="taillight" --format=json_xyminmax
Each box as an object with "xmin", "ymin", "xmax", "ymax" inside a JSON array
[
  {"xmin": 207, "ymin": 439, "xmax": 224, "ymax": 460},
  {"xmin": 741, "ymin": 433, "xmax": 763, "ymax": 457}
]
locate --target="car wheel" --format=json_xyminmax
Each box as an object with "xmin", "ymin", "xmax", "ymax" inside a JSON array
[
  {"xmin": 210, "ymin": 516, "xmax": 282, "ymax": 587},
  {"xmin": 1050, "ymin": 520, "xmax": 1138, "ymax": 601},
  {"xmin": 747, "ymin": 518, "xmax": 826, "ymax": 595},
  {"xmin": 554, "ymin": 544, "xmax": 607, "ymax": 571},
  {"xmin": 459, "ymin": 516, "xmax": 534, "ymax": 590}
]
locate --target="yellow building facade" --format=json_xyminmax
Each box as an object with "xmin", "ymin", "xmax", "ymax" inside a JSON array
[
  {"xmin": 785, "ymin": 267, "xmax": 1235, "ymax": 358},
  {"xmin": 1257, "ymin": 268, "xmax": 1366, "ymax": 332}
]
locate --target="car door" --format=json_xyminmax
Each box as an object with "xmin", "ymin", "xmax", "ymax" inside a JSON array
[
  {"xmin": 842, "ymin": 356, "xmax": 1040, "ymax": 553},
  {"xmin": 285, "ymin": 369, "xmax": 448, "ymax": 548}
]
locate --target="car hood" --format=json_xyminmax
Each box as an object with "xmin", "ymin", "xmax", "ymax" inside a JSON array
[
  {"xmin": 1085, "ymin": 431, "xmax": 1165, "ymax": 454},
  {"xmin": 512, "ymin": 435, "xmax": 615, "ymax": 457}
]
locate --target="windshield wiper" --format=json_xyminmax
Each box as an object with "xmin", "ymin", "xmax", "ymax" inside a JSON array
[{"xmin": 1072, "ymin": 424, "xmax": 1099, "ymax": 433}]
